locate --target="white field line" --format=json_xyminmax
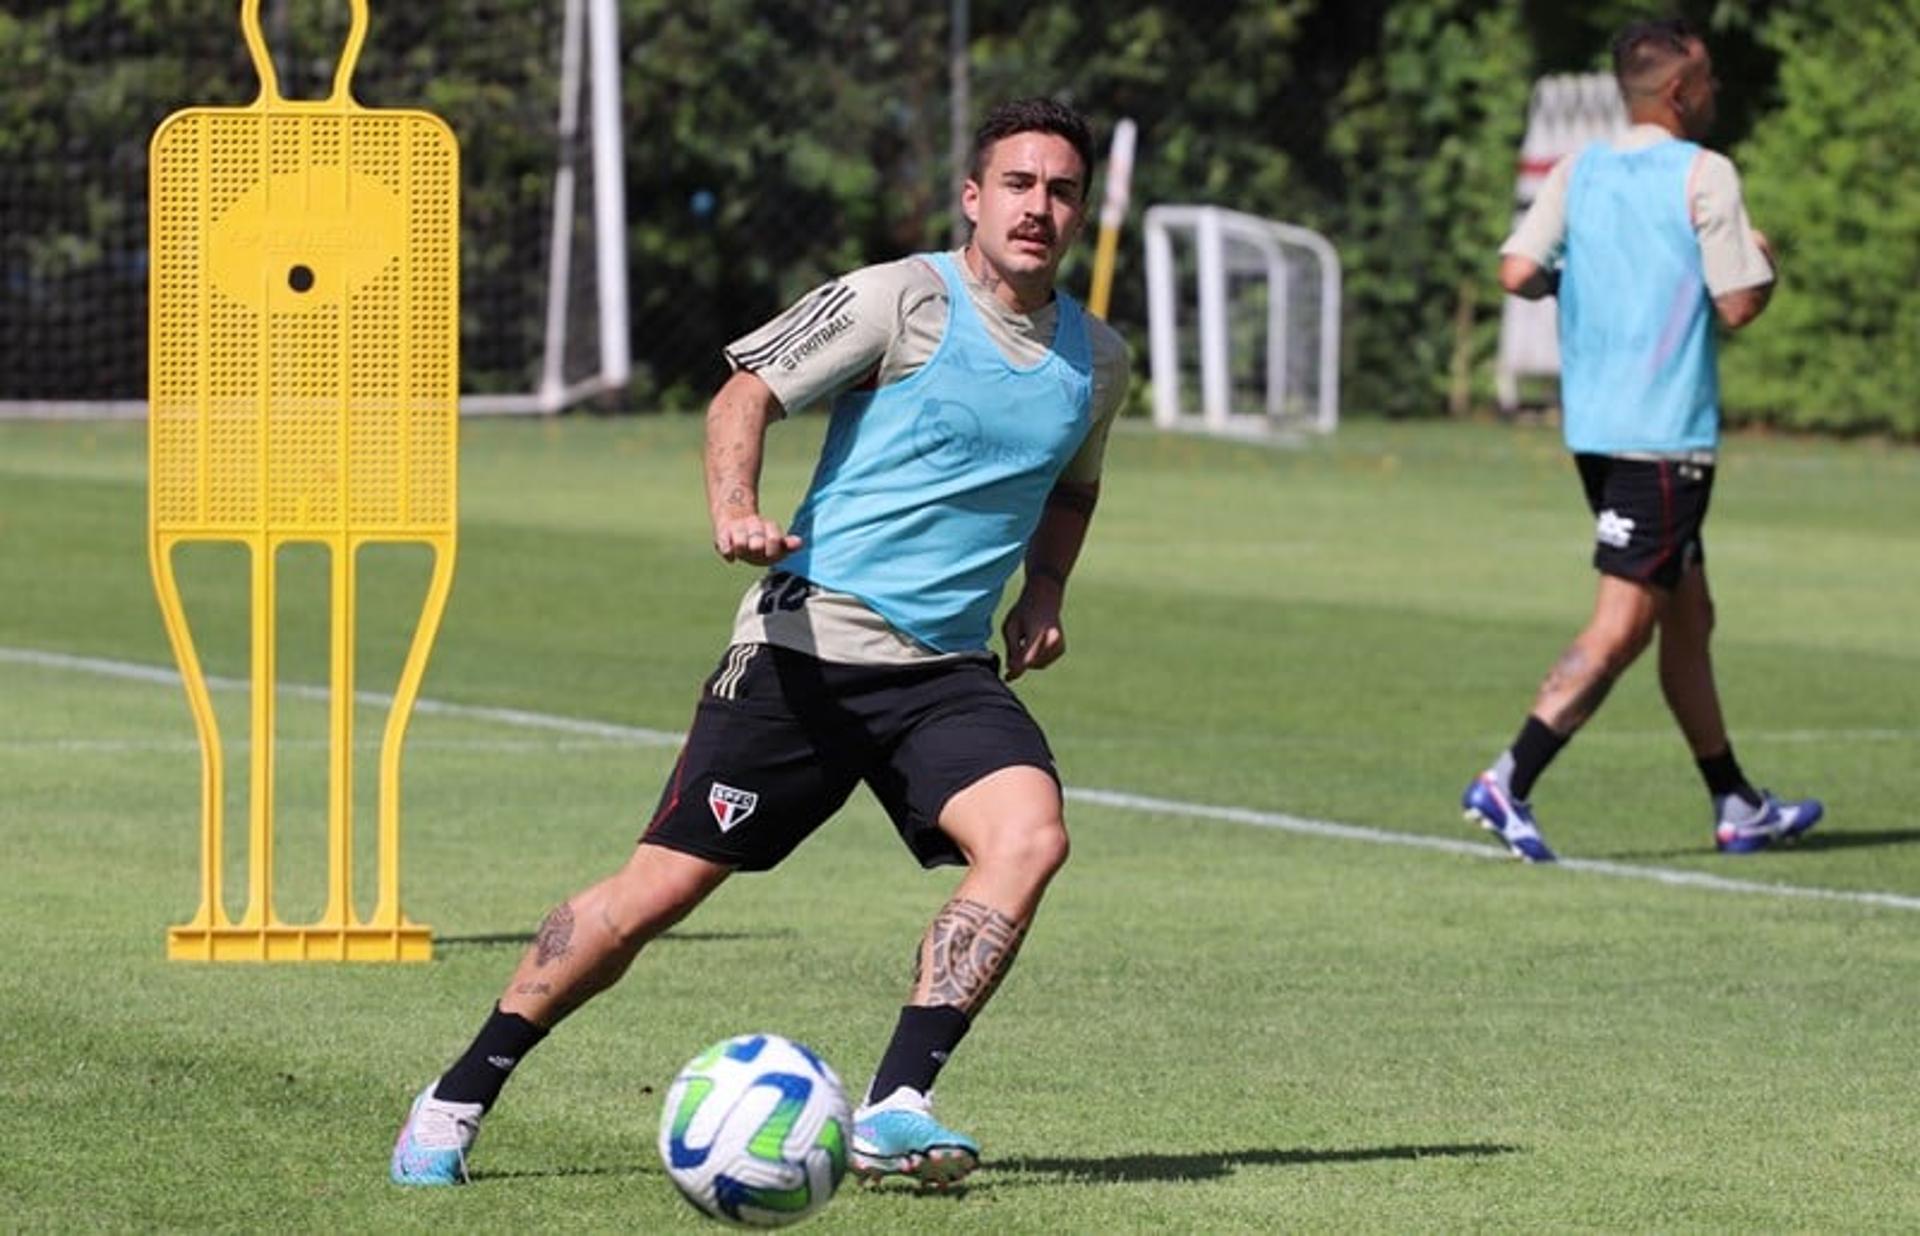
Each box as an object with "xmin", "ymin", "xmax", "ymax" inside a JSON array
[
  {"xmin": 8, "ymin": 645, "xmax": 1919, "ymax": 914},
  {"xmin": 1066, "ymin": 788, "xmax": 1920, "ymax": 913},
  {"xmin": 4, "ymin": 737, "xmax": 637, "ymax": 754},
  {"xmin": 0, "ymin": 647, "xmax": 682, "ymax": 747}
]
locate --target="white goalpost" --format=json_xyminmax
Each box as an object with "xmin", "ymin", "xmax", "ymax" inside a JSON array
[
  {"xmin": 0, "ymin": 0, "xmax": 629, "ymax": 420},
  {"xmin": 467, "ymin": 0, "xmax": 629, "ymax": 415},
  {"xmin": 1143, "ymin": 204, "xmax": 1341, "ymax": 439}
]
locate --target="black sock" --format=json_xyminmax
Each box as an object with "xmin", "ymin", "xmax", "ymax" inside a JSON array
[
  {"xmin": 434, "ymin": 1005, "xmax": 549, "ymax": 1111},
  {"xmin": 1507, "ymin": 715, "xmax": 1569, "ymax": 801},
  {"xmin": 1696, "ymin": 748, "xmax": 1760, "ymax": 807},
  {"xmin": 865, "ymin": 1005, "xmax": 971, "ymax": 1106}
]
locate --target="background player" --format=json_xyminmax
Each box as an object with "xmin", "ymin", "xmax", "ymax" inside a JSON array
[{"xmin": 1462, "ymin": 18, "xmax": 1822, "ymax": 863}]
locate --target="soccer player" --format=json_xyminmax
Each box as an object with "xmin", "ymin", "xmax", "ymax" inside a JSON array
[
  {"xmin": 392, "ymin": 98, "xmax": 1131, "ymax": 1188},
  {"xmin": 1462, "ymin": 19, "xmax": 1822, "ymax": 863}
]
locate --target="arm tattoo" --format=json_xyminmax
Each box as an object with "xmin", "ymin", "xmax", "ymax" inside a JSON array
[
  {"xmin": 918, "ymin": 898, "xmax": 1028, "ymax": 1016},
  {"xmin": 533, "ymin": 902, "xmax": 576, "ymax": 966}
]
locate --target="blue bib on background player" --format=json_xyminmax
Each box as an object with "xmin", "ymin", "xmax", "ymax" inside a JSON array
[
  {"xmin": 1558, "ymin": 138, "xmax": 1718, "ymax": 454},
  {"xmin": 782, "ymin": 251, "xmax": 1095, "ymax": 653}
]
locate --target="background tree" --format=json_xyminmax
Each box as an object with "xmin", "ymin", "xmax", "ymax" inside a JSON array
[
  {"xmin": 971, "ymin": 0, "xmax": 1322, "ymax": 354},
  {"xmin": 3, "ymin": 0, "xmax": 1915, "ymax": 430},
  {"xmin": 1719, "ymin": 0, "xmax": 1920, "ymax": 433},
  {"xmin": 1326, "ymin": 0, "xmax": 1528, "ymax": 417}
]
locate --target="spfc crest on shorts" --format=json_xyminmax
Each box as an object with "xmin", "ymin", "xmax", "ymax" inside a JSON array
[{"xmin": 707, "ymin": 783, "xmax": 759, "ymax": 832}]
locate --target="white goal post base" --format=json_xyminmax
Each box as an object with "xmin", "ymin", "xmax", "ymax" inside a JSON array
[{"xmin": 1144, "ymin": 204, "xmax": 1341, "ymax": 439}]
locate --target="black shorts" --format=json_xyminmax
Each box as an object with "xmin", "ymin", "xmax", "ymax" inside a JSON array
[
  {"xmin": 639, "ymin": 645, "xmax": 1058, "ymax": 871},
  {"xmin": 1575, "ymin": 454, "xmax": 1715, "ymax": 590}
]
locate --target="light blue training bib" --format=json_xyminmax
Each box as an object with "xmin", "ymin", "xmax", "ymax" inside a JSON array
[
  {"xmin": 1558, "ymin": 138, "xmax": 1719, "ymax": 454},
  {"xmin": 782, "ymin": 252, "xmax": 1095, "ymax": 653}
]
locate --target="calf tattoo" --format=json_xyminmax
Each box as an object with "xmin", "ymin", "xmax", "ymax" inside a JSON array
[
  {"xmin": 1541, "ymin": 645, "xmax": 1618, "ymax": 731},
  {"xmin": 917, "ymin": 898, "xmax": 1028, "ymax": 1015},
  {"xmin": 533, "ymin": 901, "xmax": 576, "ymax": 966}
]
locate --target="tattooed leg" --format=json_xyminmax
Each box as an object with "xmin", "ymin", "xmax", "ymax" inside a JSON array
[
  {"xmin": 1536, "ymin": 644, "xmax": 1622, "ymax": 733},
  {"xmin": 498, "ymin": 843, "xmax": 732, "ymax": 1028},
  {"xmin": 1533, "ymin": 576, "xmax": 1660, "ymax": 735},
  {"xmin": 861, "ymin": 764, "xmax": 1068, "ymax": 1101},
  {"xmin": 857, "ymin": 897, "xmax": 1034, "ymax": 1108},
  {"xmin": 911, "ymin": 898, "xmax": 1030, "ymax": 1017}
]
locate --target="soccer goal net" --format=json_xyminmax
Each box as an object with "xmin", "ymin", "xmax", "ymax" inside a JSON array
[
  {"xmin": 0, "ymin": 0, "xmax": 628, "ymax": 419},
  {"xmin": 1143, "ymin": 204, "xmax": 1341, "ymax": 439}
]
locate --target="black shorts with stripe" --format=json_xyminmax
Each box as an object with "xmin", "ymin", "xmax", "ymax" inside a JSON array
[
  {"xmin": 1575, "ymin": 453, "xmax": 1715, "ymax": 590},
  {"xmin": 640, "ymin": 644, "xmax": 1058, "ymax": 871}
]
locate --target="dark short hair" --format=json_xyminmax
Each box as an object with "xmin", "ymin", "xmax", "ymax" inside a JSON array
[
  {"xmin": 968, "ymin": 97, "xmax": 1095, "ymax": 185},
  {"xmin": 1612, "ymin": 17, "xmax": 1700, "ymax": 91}
]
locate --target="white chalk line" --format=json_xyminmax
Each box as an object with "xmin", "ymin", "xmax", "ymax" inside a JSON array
[{"xmin": 6, "ymin": 645, "xmax": 1917, "ymax": 914}]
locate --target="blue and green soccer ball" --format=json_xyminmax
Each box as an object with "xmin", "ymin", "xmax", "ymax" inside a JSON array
[{"xmin": 659, "ymin": 1033, "xmax": 851, "ymax": 1227}]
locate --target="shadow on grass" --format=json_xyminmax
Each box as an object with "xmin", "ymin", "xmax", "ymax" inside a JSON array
[
  {"xmin": 994, "ymin": 1142, "xmax": 1520, "ymax": 1183},
  {"xmin": 469, "ymin": 1164, "xmax": 655, "ymax": 1183},
  {"xmin": 436, "ymin": 928, "xmax": 795, "ymax": 951},
  {"xmin": 1596, "ymin": 847, "xmax": 1731, "ymax": 861},
  {"xmin": 1793, "ymin": 828, "xmax": 1920, "ymax": 853},
  {"xmin": 1601, "ymin": 828, "xmax": 1920, "ymax": 862},
  {"xmin": 467, "ymin": 1143, "xmax": 1520, "ymax": 1192}
]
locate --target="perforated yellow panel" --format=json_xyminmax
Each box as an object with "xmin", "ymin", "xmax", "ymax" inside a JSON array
[{"xmin": 149, "ymin": 0, "xmax": 458, "ymax": 962}]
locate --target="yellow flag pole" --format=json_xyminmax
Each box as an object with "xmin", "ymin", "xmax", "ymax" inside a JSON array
[{"xmin": 1087, "ymin": 117, "xmax": 1137, "ymax": 320}]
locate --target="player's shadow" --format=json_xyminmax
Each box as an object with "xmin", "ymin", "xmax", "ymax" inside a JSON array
[
  {"xmin": 435, "ymin": 928, "xmax": 794, "ymax": 951},
  {"xmin": 470, "ymin": 1164, "xmax": 653, "ymax": 1183},
  {"xmin": 472, "ymin": 1143, "xmax": 1521, "ymax": 1191},
  {"xmin": 1793, "ymin": 828, "xmax": 1920, "ymax": 852},
  {"xmin": 1600, "ymin": 829, "xmax": 1920, "ymax": 862},
  {"xmin": 995, "ymin": 1141, "xmax": 1520, "ymax": 1184}
]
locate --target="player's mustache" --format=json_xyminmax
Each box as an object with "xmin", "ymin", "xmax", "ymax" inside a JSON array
[{"xmin": 1010, "ymin": 222, "xmax": 1055, "ymax": 244}]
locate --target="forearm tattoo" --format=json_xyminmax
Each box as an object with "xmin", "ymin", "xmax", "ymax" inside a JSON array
[
  {"xmin": 533, "ymin": 901, "xmax": 575, "ymax": 966},
  {"xmin": 916, "ymin": 898, "xmax": 1028, "ymax": 1016}
]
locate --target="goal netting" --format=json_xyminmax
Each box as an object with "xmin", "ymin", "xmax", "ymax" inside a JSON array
[
  {"xmin": 1143, "ymin": 205, "xmax": 1341, "ymax": 439},
  {"xmin": 0, "ymin": 0, "xmax": 628, "ymax": 418}
]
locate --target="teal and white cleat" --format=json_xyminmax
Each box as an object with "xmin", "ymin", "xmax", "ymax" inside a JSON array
[
  {"xmin": 851, "ymin": 1089, "xmax": 979, "ymax": 1188},
  {"xmin": 390, "ymin": 1085, "xmax": 483, "ymax": 1186}
]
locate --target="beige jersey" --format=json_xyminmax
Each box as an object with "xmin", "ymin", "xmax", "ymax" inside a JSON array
[
  {"xmin": 722, "ymin": 250, "xmax": 1132, "ymax": 664},
  {"xmin": 1502, "ymin": 124, "xmax": 1774, "ymax": 298}
]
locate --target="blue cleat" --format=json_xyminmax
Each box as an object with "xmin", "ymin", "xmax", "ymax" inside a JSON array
[
  {"xmin": 390, "ymin": 1084, "xmax": 482, "ymax": 1186},
  {"xmin": 1715, "ymin": 791, "xmax": 1823, "ymax": 854},
  {"xmin": 851, "ymin": 1089, "xmax": 980, "ymax": 1188},
  {"xmin": 1463, "ymin": 771, "xmax": 1558, "ymax": 863}
]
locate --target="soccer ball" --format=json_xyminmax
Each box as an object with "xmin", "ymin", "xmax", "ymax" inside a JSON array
[{"xmin": 658, "ymin": 1033, "xmax": 852, "ymax": 1227}]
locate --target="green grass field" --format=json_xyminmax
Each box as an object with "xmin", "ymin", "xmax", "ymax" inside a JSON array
[{"xmin": 4, "ymin": 414, "xmax": 1918, "ymax": 1231}]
